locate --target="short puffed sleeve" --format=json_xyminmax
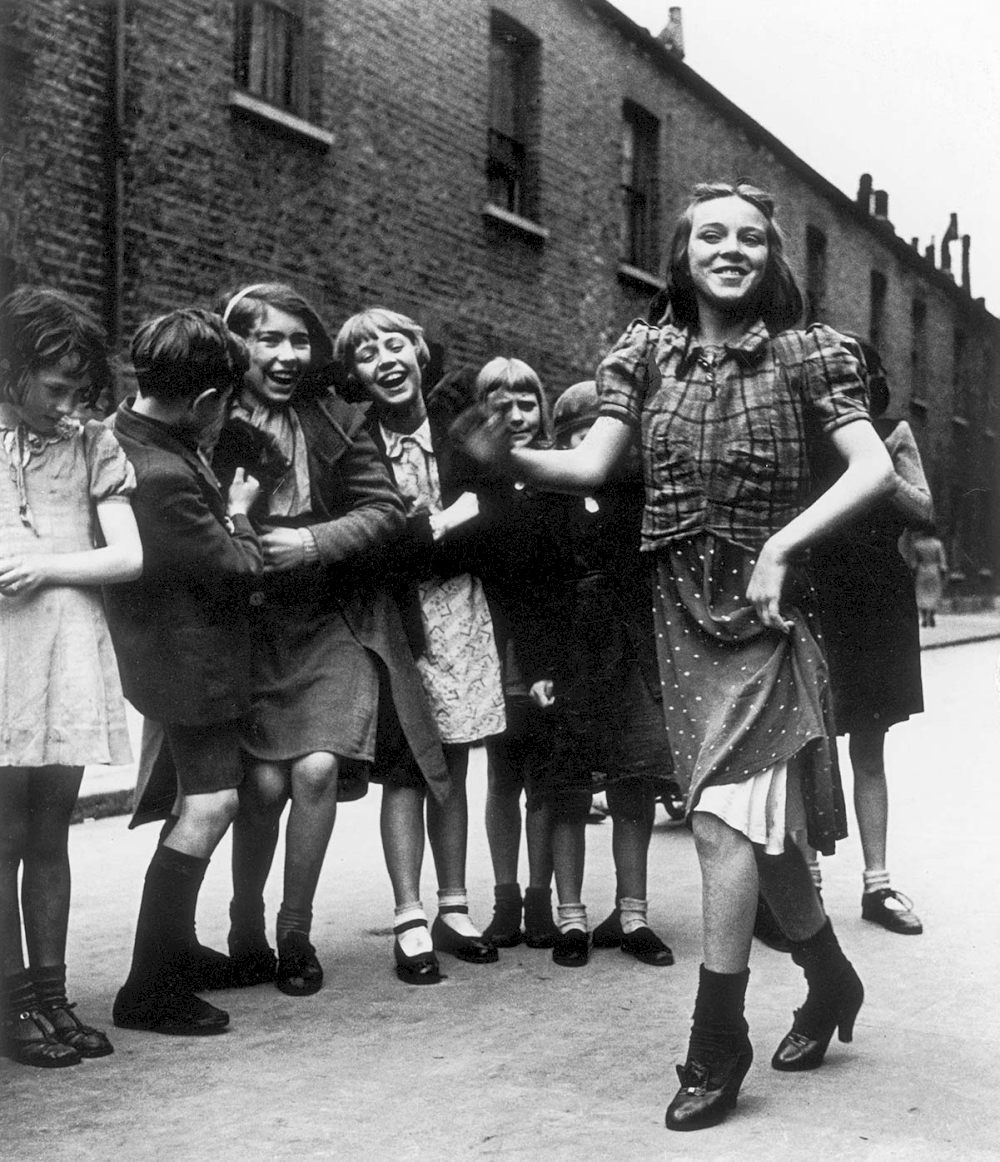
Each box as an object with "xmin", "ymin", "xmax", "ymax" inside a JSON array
[
  {"xmin": 596, "ymin": 320, "xmax": 659, "ymax": 427},
  {"xmin": 83, "ymin": 421, "xmax": 136, "ymax": 503},
  {"xmin": 780, "ymin": 325, "xmax": 870, "ymax": 435}
]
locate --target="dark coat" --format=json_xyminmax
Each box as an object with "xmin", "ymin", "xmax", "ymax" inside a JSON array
[
  {"xmin": 104, "ymin": 401, "xmax": 263, "ymax": 725},
  {"xmin": 257, "ymin": 391, "xmax": 449, "ymax": 799}
]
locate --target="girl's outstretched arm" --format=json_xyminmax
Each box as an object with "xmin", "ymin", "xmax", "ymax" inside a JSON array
[
  {"xmin": 0, "ymin": 500, "xmax": 142, "ymax": 597},
  {"xmin": 456, "ymin": 409, "xmax": 633, "ymax": 493},
  {"xmin": 747, "ymin": 420, "xmax": 894, "ymax": 633}
]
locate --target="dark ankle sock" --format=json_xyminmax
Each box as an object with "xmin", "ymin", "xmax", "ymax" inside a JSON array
[
  {"xmin": 788, "ymin": 917, "xmax": 850, "ymax": 976},
  {"xmin": 688, "ymin": 964, "xmax": 751, "ymax": 1061},
  {"xmin": 122, "ymin": 845, "xmax": 208, "ymax": 994},
  {"xmin": 30, "ymin": 964, "xmax": 68, "ymax": 1010},
  {"xmin": 4, "ymin": 969, "xmax": 36, "ymax": 1019},
  {"xmin": 276, "ymin": 903, "xmax": 312, "ymax": 943},
  {"xmin": 494, "ymin": 882, "xmax": 522, "ymax": 904}
]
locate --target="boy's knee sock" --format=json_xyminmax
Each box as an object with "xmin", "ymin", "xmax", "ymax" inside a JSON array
[{"xmin": 122, "ymin": 845, "xmax": 208, "ymax": 994}]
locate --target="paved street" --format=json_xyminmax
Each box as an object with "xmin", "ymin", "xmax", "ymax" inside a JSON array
[{"xmin": 3, "ymin": 638, "xmax": 1000, "ymax": 1161}]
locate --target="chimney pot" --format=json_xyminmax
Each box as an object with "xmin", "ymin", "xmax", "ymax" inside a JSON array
[
  {"xmin": 961, "ymin": 234, "xmax": 971, "ymax": 293},
  {"xmin": 873, "ymin": 190, "xmax": 889, "ymax": 220},
  {"xmin": 856, "ymin": 173, "xmax": 873, "ymax": 212}
]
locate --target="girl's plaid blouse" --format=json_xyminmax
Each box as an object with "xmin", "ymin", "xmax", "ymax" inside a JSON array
[{"xmin": 596, "ymin": 320, "xmax": 870, "ymax": 553}]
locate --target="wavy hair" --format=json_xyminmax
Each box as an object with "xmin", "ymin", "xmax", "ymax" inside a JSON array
[
  {"xmin": 0, "ymin": 286, "xmax": 111, "ymax": 407},
  {"xmin": 651, "ymin": 181, "xmax": 803, "ymax": 334}
]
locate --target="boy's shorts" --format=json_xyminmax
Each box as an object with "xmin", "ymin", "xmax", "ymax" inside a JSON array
[{"xmin": 162, "ymin": 718, "xmax": 245, "ymax": 795}]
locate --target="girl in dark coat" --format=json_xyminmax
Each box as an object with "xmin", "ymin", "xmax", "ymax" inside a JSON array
[{"xmin": 220, "ymin": 285, "xmax": 447, "ymax": 996}]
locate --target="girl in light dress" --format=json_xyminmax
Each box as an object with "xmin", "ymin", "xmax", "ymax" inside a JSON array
[{"xmin": 0, "ymin": 287, "xmax": 142, "ymax": 1068}]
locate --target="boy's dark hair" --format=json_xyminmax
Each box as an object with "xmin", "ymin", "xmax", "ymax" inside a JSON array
[
  {"xmin": 130, "ymin": 308, "xmax": 249, "ymax": 403},
  {"xmin": 0, "ymin": 285, "xmax": 111, "ymax": 407}
]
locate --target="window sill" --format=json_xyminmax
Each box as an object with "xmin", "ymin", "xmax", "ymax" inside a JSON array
[
  {"xmin": 618, "ymin": 262, "xmax": 665, "ymax": 291},
  {"xmin": 482, "ymin": 203, "xmax": 549, "ymax": 241},
  {"xmin": 229, "ymin": 90, "xmax": 334, "ymax": 149}
]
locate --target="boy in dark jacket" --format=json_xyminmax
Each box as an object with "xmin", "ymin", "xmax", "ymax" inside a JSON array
[{"xmin": 105, "ymin": 309, "xmax": 263, "ymax": 1035}]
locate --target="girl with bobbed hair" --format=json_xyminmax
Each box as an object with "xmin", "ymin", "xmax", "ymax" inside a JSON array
[
  {"xmin": 335, "ymin": 307, "xmax": 505, "ymax": 984},
  {"xmin": 456, "ymin": 180, "xmax": 894, "ymax": 1130}
]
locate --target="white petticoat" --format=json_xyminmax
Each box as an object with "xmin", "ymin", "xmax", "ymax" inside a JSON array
[{"xmin": 694, "ymin": 761, "xmax": 806, "ymax": 855}]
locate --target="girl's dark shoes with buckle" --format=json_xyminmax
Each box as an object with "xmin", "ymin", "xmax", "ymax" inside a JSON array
[
  {"xmin": 275, "ymin": 931, "xmax": 323, "ymax": 996},
  {"xmin": 2, "ymin": 1009, "xmax": 82, "ymax": 1068},
  {"xmin": 523, "ymin": 887, "xmax": 560, "ymax": 949},
  {"xmin": 665, "ymin": 1040, "xmax": 753, "ymax": 1132},
  {"xmin": 861, "ymin": 888, "xmax": 923, "ymax": 935},
  {"xmin": 112, "ymin": 987, "xmax": 229, "ymax": 1036},
  {"xmin": 482, "ymin": 887, "xmax": 524, "ymax": 948},
  {"xmin": 430, "ymin": 916, "xmax": 498, "ymax": 964},
  {"xmin": 592, "ymin": 910, "xmax": 674, "ymax": 966},
  {"xmin": 772, "ymin": 965, "xmax": 864, "ymax": 1071},
  {"xmin": 552, "ymin": 928, "xmax": 590, "ymax": 967},
  {"xmin": 41, "ymin": 1002, "xmax": 113, "ymax": 1058}
]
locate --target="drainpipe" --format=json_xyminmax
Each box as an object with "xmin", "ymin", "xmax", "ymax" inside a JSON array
[{"xmin": 108, "ymin": 0, "xmax": 126, "ymax": 363}]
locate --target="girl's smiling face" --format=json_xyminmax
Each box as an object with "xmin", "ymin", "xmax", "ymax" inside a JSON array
[
  {"xmin": 351, "ymin": 330, "xmax": 425, "ymax": 423},
  {"xmin": 16, "ymin": 357, "xmax": 89, "ymax": 435},
  {"xmin": 244, "ymin": 305, "xmax": 312, "ymax": 406},
  {"xmin": 687, "ymin": 195, "xmax": 769, "ymax": 316}
]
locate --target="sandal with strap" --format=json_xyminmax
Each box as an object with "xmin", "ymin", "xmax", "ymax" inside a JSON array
[
  {"xmin": 41, "ymin": 1001, "xmax": 114, "ymax": 1058},
  {"xmin": 275, "ymin": 931, "xmax": 323, "ymax": 996},
  {"xmin": 2, "ymin": 1009, "xmax": 82, "ymax": 1069}
]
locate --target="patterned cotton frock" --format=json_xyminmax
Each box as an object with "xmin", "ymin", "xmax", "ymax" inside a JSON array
[{"xmin": 0, "ymin": 409, "xmax": 135, "ymax": 768}]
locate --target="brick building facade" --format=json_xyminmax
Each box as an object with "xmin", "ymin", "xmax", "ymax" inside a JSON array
[{"xmin": 2, "ymin": 0, "xmax": 997, "ymax": 592}]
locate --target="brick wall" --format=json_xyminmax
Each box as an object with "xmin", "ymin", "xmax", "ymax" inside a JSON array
[{"xmin": 4, "ymin": 0, "xmax": 998, "ymax": 586}]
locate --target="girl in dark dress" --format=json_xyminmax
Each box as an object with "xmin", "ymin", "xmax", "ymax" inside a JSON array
[
  {"xmin": 810, "ymin": 339, "xmax": 931, "ymax": 935},
  {"xmin": 456, "ymin": 181, "xmax": 894, "ymax": 1131}
]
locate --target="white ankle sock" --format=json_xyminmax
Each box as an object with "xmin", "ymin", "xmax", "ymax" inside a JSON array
[
  {"xmin": 863, "ymin": 869, "xmax": 891, "ymax": 895},
  {"xmin": 557, "ymin": 902, "xmax": 587, "ymax": 934},
  {"xmin": 394, "ymin": 902, "xmax": 432, "ymax": 957},
  {"xmin": 437, "ymin": 890, "xmax": 481, "ymax": 938},
  {"xmin": 618, "ymin": 897, "xmax": 648, "ymax": 935}
]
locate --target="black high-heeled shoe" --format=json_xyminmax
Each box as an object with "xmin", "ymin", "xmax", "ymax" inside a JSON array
[
  {"xmin": 393, "ymin": 920, "xmax": 443, "ymax": 985},
  {"xmin": 665, "ymin": 1038, "xmax": 753, "ymax": 1131},
  {"xmin": 431, "ymin": 916, "xmax": 498, "ymax": 964},
  {"xmin": 771, "ymin": 967, "xmax": 864, "ymax": 1071}
]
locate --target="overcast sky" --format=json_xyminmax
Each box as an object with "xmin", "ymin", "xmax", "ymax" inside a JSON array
[{"xmin": 608, "ymin": 0, "xmax": 1000, "ymax": 314}]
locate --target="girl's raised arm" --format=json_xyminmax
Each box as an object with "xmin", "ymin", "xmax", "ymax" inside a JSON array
[{"xmin": 0, "ymin": 500, "xmax": 142, "ymax": 598}]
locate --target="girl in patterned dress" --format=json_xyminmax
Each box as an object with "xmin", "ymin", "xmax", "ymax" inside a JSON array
[
  {"xmin": 0, "ymin": 288, "xmax": 142, "ymax": 1067},
  {"xmin": 456, "ymin": 182, "xmax": 894, "ymax": 1131},
  {"xmin": 334, "ymin": 308, "xmax": 504, "ymax": 980}
]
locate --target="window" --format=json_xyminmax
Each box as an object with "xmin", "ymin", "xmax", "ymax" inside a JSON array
[
  {"xmin": 620, "ymin": 103, "xmax": 659, "ymax": 273},
  {"xmin": 804, "ymin": 226, "xmax": 827, "ymax": 324},
  {"xmin": 487, "ymin": 13, "xmax": 540, "ymax": 223},
  {"xmin": 234, "ymin": 0, "xmax": 306, "ymax": 116},
  {"xmin": 869, "ymin": 270, "xmax": 887, "ymax": 351},
  {"xmin": 910, "ymin": 298, "xmax": 927, "ymax": 401}
]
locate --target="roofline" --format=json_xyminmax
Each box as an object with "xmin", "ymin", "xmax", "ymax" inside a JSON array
[{"xmin": 583, "ymin": 0, "xmax": 997, "ymax": 325}]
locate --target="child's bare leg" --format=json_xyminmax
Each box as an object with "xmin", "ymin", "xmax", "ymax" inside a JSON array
[
  {"xmin": 427, "ymin": 744, "xmax": 494, "ymax": 961},
  {"xmin": 551, "ymin": 790, "xmax": 590, "ymax": 967},
  {"xmin": 273, "ymin": 752, "xmax": 339, "ymax": 995},
  {"xmin": 606, "ymin": 779, "xmax": 655, "ymax": 901},
  {"xmin": 380, "ymin": 783, "xmax": 436, "ymax": 965},
  {"xmin": 231, "ymin": 762, "xmax": 287, "ymax": 929},
  {"xmin": 594, "ymin": 780, "xmax": 673, "ymax": 964},
  {"xmin": 484, "ymin": 741, "xmax": 522, "ymax": 885},
  {"xmin": 0, "ymin": 768, "xmax": 30, "ymax": 977}
]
